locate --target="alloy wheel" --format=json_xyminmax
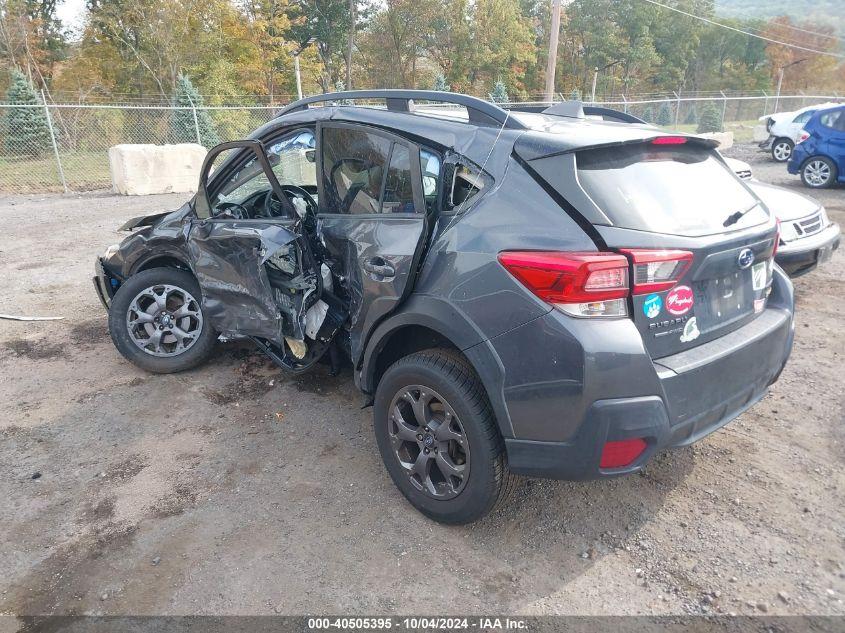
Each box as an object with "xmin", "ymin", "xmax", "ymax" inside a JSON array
[
  {"xmin": 387, "ymin": 385, "xmax": 470, "ymax": 500},
  {"xmin": 773, "ymin": 141, "xmax": 792, "ymax": 161},
  {"xmin": 126, "ymin": 284, "xmax": 203, "ymax": 357},
  {"xmin": 804, "ymin": 160, "xmax": 831, "ymax": 187}
]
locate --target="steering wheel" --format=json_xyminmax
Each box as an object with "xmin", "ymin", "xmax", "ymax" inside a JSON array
[{"xmin": 261, "ymin": 186, "xmax": 318, "ymax": 219}]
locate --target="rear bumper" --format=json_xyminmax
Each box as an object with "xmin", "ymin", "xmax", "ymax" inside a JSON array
[
  {"xmin": 758, "ymin": 135, "xmax": 775, "ymax": 150},
  {"xmin": 504, "ymin": 303, "xmax": 793, "ymax": 480},
  {"xmin": 776, "ymin": 223, "xmax": 840, "ymax": 276}
]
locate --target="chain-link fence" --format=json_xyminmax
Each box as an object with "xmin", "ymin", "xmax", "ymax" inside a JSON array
[{"xmin": 0, "ymin": 93, "xmax": 840, "ymax": 194}]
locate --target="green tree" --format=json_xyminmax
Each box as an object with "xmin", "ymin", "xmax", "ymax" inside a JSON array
[
  {"xmin": 684, "ymin": 107, "xmax": 697, "ymax": 125},
  {"xmin": 641, "ymin": 105, "xmax": 654, "ymax": 123},
  {"xmin": 3, "ymin": 69, "xmax": 51, "ymax": 157},
  {"xmin": 433, "ymin": 73, "xmax": 450, "ymax": 91},
  {"xmin": 171, "ymin": 75, "xmax": 220, "ymax": 147},
  {"xmin": 488, "ymin": 79, "xmax": 509, "ymax": 103},
  {"xmin": 656, "ymin": 101, "xmax": 673, "ymax": 126},
  {"xmin": 569, "ymin": 88, "xmax": 581, "ymax": 101},
  {"xmin": 286, "ymin": 0, "xmax": 354, "ymax": 92},
  {"xmin": 697, "ymin": 101, "xmax": 722, "ymax": 133}
]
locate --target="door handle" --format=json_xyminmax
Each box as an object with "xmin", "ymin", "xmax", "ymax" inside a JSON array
[{"xmin": 362, "ymin": 257, "xmax": 395, "ymax": 278}]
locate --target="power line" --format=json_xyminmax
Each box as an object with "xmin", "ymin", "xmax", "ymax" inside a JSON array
[
  {"xmin": 640, "ymin": 0, "xmax": 845, "ymax": 59},
  {"xmin": 701, "ymin": 1, "xmax": 845, "ymax": 44}
]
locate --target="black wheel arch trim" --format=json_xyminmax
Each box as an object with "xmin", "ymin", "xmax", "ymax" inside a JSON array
[{"xmin": 357, "ymin": 293, "xmax": 516, "ymax": 439}]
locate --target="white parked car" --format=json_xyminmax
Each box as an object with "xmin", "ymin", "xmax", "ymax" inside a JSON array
[
  {"xmin": 758, "ymin": 102, "xmax": 841, "ymax": 163},
  {"xmin": 722, "ymin": 156, "xmax": 840, "ymax": 276}
]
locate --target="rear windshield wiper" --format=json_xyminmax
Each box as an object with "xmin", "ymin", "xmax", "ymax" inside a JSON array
[{"xmin": 723, "ymin": 202, "xmax": 759, "ymax": 228}]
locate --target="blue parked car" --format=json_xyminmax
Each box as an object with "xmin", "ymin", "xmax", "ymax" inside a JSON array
[{"xmin": 788, "ymin": 104, "xmax": 845, "ymax": 188}]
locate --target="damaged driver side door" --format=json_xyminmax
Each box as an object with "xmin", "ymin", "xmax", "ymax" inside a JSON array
[{"xmin": 187, "ymin": 132, "xmax": 340, "ymax": 371}]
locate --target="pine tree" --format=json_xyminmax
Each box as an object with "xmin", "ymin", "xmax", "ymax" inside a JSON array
[
  {"xmin": 488, "ymin": 80, "xmax": 509, "ymax": 104},
  {"xmin": 684, "ymin": 107, "xmax": 698, "ymax": 125},
  {"xmin": 433, "ymin": 73, "xmax": 450, "ymax": 92},
  {"xmin": 171, "ymin": 75, "xmax": 220, "ymax": 148},
  {"xmin": 656, "ymin": 102, "xmax": 673, "ymax": 126},
  {"xmin": 569, "ymin": 88, "xmax": 581, "ymax": 101},
  {"xmin": 3, "ymin": 69, "xmax": 52, "ymax": 157},
  {"xmin": 642, "ymin": 106, "xmax": 655, "ymax": 124},
  {"xmin": 697, "ymin": 101, "xmax": 722, "ymax": 133}
]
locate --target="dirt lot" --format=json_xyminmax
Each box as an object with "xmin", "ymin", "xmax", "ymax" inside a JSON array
[{"xmin": 1, "ymin": 143, "xmax": 844, "ymax": 618}]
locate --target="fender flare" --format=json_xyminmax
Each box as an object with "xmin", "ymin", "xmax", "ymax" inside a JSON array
[{"xmin": 357, "ymin": 294, "xmax": 515, "ymax": 438}]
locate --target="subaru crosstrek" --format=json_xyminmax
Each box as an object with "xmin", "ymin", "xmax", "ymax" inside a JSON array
[{"xmin": 94, "ymin": 91, "xmax": 794, "ymax": 524}]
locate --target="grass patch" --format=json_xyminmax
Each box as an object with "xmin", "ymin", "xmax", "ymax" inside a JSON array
[{"xmin": 0, "ymin": 151, "xmax": 111, "ymax": 193}]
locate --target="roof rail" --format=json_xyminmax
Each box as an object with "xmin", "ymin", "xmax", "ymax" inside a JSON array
[{"xmin": 276, "ymin": 89, "xmax": 527, "ymax": 130}]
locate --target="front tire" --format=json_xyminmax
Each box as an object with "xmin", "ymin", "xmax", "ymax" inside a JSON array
[
  {"xmin": 771, "ymin": 138, "xmax": 793, "ymax": 162},
  {"xmin": 801, "ymin": 157, "xmax": 837, "ymax": 189},
  {"xmin": 108, "ymin": 267, "xmax": 217, "ymax": 373},
  {"xmin": 373, "ymin": 349, "xmax": 516, "ymax": 524}
]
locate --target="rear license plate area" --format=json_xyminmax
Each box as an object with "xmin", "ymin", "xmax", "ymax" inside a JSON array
[{"xmin": 693, "ymin": 270, "xmax": 753, "ymax": 333}]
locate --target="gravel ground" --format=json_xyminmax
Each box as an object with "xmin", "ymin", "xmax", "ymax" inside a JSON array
[{"xmin": 0, "ymin": 144, "xmax": 843, "ymax": 618}]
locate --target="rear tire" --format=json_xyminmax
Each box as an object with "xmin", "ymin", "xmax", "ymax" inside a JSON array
[
  {"xmin": 801, "ymin": 157, "xmax": 837, "ymax": 189},
  {"xmin": 373, "ymin": 348, "xmax": 517, "ymax": 524},
  {"xmin": 108, "ymin": 267, "xmax": 217, "ymax": 373},
  {"xmin": 771, "ymin": 138, "xmax": 793, "ymax": 162}
]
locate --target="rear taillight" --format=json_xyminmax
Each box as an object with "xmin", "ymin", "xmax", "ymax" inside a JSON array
[
  {"xmin": 498, "ymin": 251, "xmax": 629, "ymax": 318},
  {"xmin": 618, "ymin": 249, "xmax": 693, "ymax": 294},
  {"xmin": 797, "ymin": 131, "xmax": 810, "ymax": 144},
  {"xmin": 773, "ymin": 218, "xmax": 781, "ymax": 258}
]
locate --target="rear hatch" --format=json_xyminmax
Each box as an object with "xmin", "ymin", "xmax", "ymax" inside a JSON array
[{"xmin": 520, "ymin": 135, "xmax": 778, "ymax": 359}]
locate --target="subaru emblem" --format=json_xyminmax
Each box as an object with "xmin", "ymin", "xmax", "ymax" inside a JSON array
[{"xmin": 737, "ymin": 248, "xmax": 754, "ymax": 269}]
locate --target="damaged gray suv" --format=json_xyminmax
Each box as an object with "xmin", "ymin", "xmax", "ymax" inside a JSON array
[{"xmin": 94, "ymin": 90, "xmax": 795, "ymax": 524}]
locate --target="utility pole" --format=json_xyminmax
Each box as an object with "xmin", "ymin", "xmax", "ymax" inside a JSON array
[
  {"xmin": 591, "ymin": 60, "xmax": 621, "ymax": 104},
  {"xmin": 775, "ymin": 58, "xmax": 806, "ymax": 113},
  {"xmin": 544, "ymin": 0, "xmax": 562, "ymax": 103},
  {"xmin": 294, "ymin": 38, "xmax": 316, "ymax": 101},
  {"xmin": 346, "ymin": 0, "xmax": 356, "ymax": 91}
]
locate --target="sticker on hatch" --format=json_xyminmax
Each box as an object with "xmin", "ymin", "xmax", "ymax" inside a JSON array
[
  {"xmin": 679, "ymin": 317, "xmax": 700, "ymax": 343},
  {"xmin": 643, "ymin": 294, "xmax": 662, "ymax": 319},
  {"xmin": 751, "ymin": 261, "xmax": 767, "ymax": 291},
  {"xmin": 666, "ymin": 285, "xmax": 694, "ymax": 316}
]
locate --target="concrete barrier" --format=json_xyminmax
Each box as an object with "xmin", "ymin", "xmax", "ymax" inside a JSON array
[
  {"xmin": 109, "ymin": 143, "xmax": 207, "ymax": 195},
  {"xmin": 695, "ymin": 131, "xmax": 734, "ymax": 149}
]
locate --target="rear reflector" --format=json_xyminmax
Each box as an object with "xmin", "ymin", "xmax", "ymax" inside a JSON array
[
  {"xmin": 498, "ymin": 251, "xmax": 629, "ymax": 318},
  {"xmin": 619, "ymin": 249, "xmax": 693, "ymax": 294},
  {"xmin": 600, "ymin": 438, "xmax": 648, "ymax": 469},
  {"xmin": 651, "ymin": 136, "xmax": 687, "ymax": 145}
]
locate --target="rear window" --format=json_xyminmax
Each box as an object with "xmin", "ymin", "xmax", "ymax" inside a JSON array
[{"xmin": 576, "ymin": 144, "xmax": 766, "ymax": 236}]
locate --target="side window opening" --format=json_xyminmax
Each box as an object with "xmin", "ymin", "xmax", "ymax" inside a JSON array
[
  {"xmin": 321, "ymin": 126, "xmax": 422, "ymax": 215},
  {"xmin": 447, "ymin": 163, "xmax": 488, "ymax": 210},
  {"xmin": 420, "ymin": 149, "xmax": 441, "ymax": 214}
]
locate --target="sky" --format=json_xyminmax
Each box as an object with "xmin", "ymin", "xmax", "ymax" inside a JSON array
[{"xmin": 57, "ymin": 0, "xmax": 87, "ymax": 34}]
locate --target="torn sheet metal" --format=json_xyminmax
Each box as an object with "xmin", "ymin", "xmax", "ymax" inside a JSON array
[{"xmin": 186, "ymin": 221, "xmax": 301, "ymax": 344}]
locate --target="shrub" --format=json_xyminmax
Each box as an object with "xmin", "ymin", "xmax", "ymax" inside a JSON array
[
  {"xmin": 488, "ymin": 80, "xmax": 509, "ymax": 104},
  {"xmin": 656, "ymin": 102, "xmax": 673, "ymax": 126},
  {"xmin": 642, "ymin": 106, "xmax": 655, "ymax": 123},
  {"xmin": 697, "ymin": 101, "xmax": 723, "ymax": 133},
  {"xmin": 171, "ymin": 75, "xmax": 220, "ymax": 148},
  {"xmin": 433, "ymin": 74, "xmax": 450, "ymax": 92},
  {"xmin": 3, "ymin": 69, "xmax": 52, "ymax": 157}
]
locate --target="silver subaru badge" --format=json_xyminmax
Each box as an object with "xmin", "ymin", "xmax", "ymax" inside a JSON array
[{"xmin": 737, "ymin": 248, "xmax": 754, "ymax": 269}]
